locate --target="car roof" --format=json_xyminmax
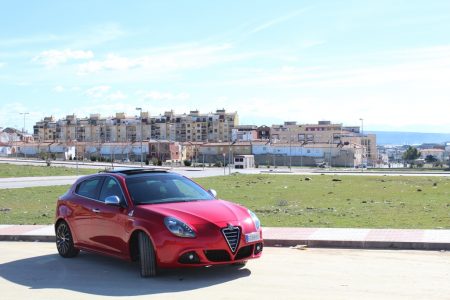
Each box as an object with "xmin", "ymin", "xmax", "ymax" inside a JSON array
[{"xmin": 100, "ymin": 167, "xmax": 171, "ymax": 177}]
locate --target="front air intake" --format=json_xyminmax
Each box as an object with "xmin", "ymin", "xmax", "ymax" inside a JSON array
[{"xmin": 222, "ymin": 226, "xmax": 240, "ymax": 253}]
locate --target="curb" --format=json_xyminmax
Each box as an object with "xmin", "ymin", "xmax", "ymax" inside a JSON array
[
  {"xmin": 0, "ymin": 235, "xmax": 55, "ymax": 242},
  {"xmin": 263, "ymin": 239, "xmax": 450, "ymax": 251},
  {"xmin": 1, "ymin": 234, "xmax": 449, "ymax": 251}
]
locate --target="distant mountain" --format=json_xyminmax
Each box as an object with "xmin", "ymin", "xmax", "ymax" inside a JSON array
[{"xmin": 368, "ymin": 131, "xmax": 450, "ymax": 146}]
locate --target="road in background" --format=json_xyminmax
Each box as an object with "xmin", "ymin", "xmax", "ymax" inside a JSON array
[
  {"xmin": 1, "ymin": 158, "xmax": 449, "ymax": 189},
  {"xmin": 0, "ymin": 242, "xmax": 449, "ymax": 300}
]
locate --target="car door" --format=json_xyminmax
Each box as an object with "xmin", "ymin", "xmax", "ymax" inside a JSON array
[
  {"xmin": 89, "ymin": 176, "xmax": 129, "ymax": 256},
  {"xmin": 69, "ymin": 176, "xmax": 105, "ymax": 247}
]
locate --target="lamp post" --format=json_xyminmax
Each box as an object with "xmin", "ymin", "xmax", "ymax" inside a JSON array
[
  {"xmin": 288, "ymin": 129, "xmax": 292, "ymax": 171},
  {"xmin": 136, "ymin": 108, "xmax": 143, "ymax": 167},
  {"xmin": 359, "ymin": 118, "xmax": 365, "ymax": 169},
  {"xmin": 19, "ymin": 112, "xmax": 29, "ymax": 134}
]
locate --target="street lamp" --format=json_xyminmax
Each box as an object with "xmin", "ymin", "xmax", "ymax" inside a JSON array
[
  {"xmin": 19, "ymin": 113, "xmax": 29, "ymax": 159},
  {"xmin": 359, "ymin": 118, "xmax": 365, "ymax": 168},
  {"xmin": 136, "ymin": 107, "xmax": 143, "ymax": 167},
  {"xmin": 19, "ymin": 112, "xmax": 29, "ymax": 134},
  {"xmin": 288, "ymin": 129, "xmax": 292, "ymax": 171}
]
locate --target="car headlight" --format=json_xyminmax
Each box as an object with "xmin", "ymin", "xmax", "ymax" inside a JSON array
[
  {"xmin": 248, "ymin": 209, "xmax": 261, "ymax": 231},
  {"xmin": 164, "ymin": 217, "xmax": 196, "ymax": 238}
]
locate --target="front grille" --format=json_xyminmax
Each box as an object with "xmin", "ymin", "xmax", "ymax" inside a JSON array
[
  {"xmin": 204, "ymin": 250, "xmax": 231, "ymax": 262},
  {"xmin": 222, "ymin": 226, "xmax": 240, "ymax": 253},
  {"xmin": 235, "ymin": 245, "xmax": 253, "ymax": 260}
]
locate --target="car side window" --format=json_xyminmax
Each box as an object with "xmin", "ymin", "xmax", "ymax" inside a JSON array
[
  {"xmin": 99, "ymin": 177, "xmax": 125, "ymax": 204},
  {"xmin": 75, "ymin": 177, "xmax": 104, "ymax": 200}
]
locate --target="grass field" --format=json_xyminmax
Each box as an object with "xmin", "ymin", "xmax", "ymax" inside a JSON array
[
  {"xmin": 0, "ymin": 185, "xmax": 69, "ymax": 224},
  {"xmin": 0, "ymin": 174, "xmax": 449, "ymax": 228},
  {"xmin": 0, "ymin": 164, "xmax": 98, "ymax": 178},
  {"xmin": 195, "ymin": 174, "xmax": 450, "ymax": 229}
]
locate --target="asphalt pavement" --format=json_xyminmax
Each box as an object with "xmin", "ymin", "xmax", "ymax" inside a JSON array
[{"xmin": 1, "ymin": 242, "xmax": 449, "ymax": 300}]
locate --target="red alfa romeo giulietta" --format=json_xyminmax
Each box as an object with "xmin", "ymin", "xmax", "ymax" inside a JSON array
[{"xmin": 55, "ymin": 168, "xmax": 263, "ymax": 277}]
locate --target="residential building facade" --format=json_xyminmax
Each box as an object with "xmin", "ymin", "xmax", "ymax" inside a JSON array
[{"xmin": 33, "ymin": 109, "xmax": 238, "ymax": 144}]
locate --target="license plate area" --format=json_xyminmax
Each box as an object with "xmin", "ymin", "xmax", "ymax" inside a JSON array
[{"xmin": 245, "ymin": 232, "xmax": 261, "ymax": 243}]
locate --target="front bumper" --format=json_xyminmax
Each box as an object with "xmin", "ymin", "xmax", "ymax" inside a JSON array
[{"xmin": 154, "ymin": 226, "xmax": 263, "ymax": 267}]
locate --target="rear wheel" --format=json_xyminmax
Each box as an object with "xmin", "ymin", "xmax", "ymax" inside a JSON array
[
  {"xmin": 138, "ymin": 231, "xmax": 157, "ymax": 277},
  {"xmin": 55, "ymin": 221, "xmax": 79, "ymax": 258}
]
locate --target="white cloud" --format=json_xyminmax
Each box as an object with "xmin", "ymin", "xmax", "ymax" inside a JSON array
[
  {"xmin": 77, "ymin": 44, "xmax": 233, "ymax": 75},
  {"xmin": 248, "ymin": 9, "xmax": 308, "ymax": 35},
  {"xmin": 139, "ymin": 91, "xmax": 190, "ymax": 101},
  {"xmin": 33, "ymin": 49, "xmax": 94, "ymax": 67},
  {"xmin": 0, "ymin": 34, "xmax": 64, "ymax": 48},
  {"xmin": 108, "ymin": 91, "xmax": 127, "ymax": 100},
  {"xmin": 215, "ymin": 45, "xmax": 450, "ymax": 89},
  {"xmin": 0, "ymin": 62, "xmax": 5, "ymax": 68},
  {"xmin": 53, "ymin": 85, "xmax": 65, "ymax": 93},
  {"xmin": 85, "ymin": 86, "xmax": 127, "ymax": 101},
  {"xmin": 85, "ymin": 85, "xmax": 111, "ymax": 98}
]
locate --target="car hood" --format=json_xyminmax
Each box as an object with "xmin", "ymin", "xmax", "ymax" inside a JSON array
[{"xmin": 137, "ymin": 199, "xmax": 250, "ymax": 226}]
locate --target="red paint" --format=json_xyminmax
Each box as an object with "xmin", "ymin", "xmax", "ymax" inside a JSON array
[{"xmin": 55, "ymin": 170, "xmax": 263, "ymax": 268}]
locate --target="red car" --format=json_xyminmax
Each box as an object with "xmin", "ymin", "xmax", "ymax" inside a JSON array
[{"xmin": 55, "ymin": 168, "xmax": 263, "ymax": 277}]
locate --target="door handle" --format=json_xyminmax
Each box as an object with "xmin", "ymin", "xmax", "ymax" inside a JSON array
[{"xmin": 92, "ymin": 208, "xmax": 100, "ymax": 213}]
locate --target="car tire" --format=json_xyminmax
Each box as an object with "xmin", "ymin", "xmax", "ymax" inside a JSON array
[
  {"xmin": 138, "ymin": 231, "xmax": 157, "ymax": 277},
  {"xmin": 55, "ymin": 221, "xmax": 79, "ymax": 258}
]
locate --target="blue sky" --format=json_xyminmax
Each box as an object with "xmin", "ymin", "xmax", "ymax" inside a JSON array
[{"xmin": 1, "ymin": 0, "xmax": 450, "ymax": 133}]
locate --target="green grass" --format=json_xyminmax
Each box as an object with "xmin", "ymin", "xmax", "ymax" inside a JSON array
[
  {"xmin": 0, "ymin": 185, "xmax": 70, "ymax": 224},
  {"xmin": 1, "ymin": 174, "xmax": 449, "ymax": 228},
  {"xmin": 195, "ymin": 174, "xmax": 450, "ymax": 229},
  {"xmin": 0, "ymin": 164, "xmax": 98, "ymax": 178}
]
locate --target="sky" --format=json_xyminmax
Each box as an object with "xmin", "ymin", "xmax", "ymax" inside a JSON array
[{"xmin": 1, "ymin": 0, "xmax": 450, "ymax": 133}]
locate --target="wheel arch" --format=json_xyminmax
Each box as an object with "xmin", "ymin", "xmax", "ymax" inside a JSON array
[
  {"xmin": 55, "ymin": 217, "xmax": 79, "ymax": 244},
  {"xmin": 128, "ymin": 227, "xmax": 156, "ymax": 262}
]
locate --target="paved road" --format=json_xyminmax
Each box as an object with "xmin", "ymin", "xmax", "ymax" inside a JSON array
[
  {"xmin": 0, "ymin": 242, "xmax": 449, "ymax": 300},
  {"xmin": 1, "ymin": 161, "xmax": 449, "ymax": 189}
]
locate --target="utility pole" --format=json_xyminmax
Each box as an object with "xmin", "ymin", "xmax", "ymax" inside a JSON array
[
  {"xmin": 19, "ymin": 112, "xmax": 29, "ymax": 134},
  {"xmin": 136, "ymin": 107, "xmax": 143, "ymax": 167},
  {"xmin": 75, "ymin": 120, "xmax": 78, "ymax": 175},
  {"xmin": 289, "ymin": 129, "xmax": 292, "ymax": 170},
  {"xmin": 360, "ymin": 118, "xmax": 365, "ymax": 169},
  {"xmin": 19, "ymin": 113, "xmax": 29, "ymax": 159}
]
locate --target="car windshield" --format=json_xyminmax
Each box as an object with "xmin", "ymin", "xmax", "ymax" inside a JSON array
[{"xmin": 126, "ymin": 173, "xmax": 215, "ymax": 205}]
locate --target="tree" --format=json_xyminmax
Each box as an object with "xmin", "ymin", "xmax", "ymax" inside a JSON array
[
  {"xmin": 424, "ymin": 155, "xmax": 438, "ymax": 163},
  {"xmin": 402, "ymin": 146, "xmax": 421, "ymax": 165}
]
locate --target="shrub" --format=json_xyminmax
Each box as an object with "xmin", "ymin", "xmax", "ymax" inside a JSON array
[{"xmin": 184, "ymin": 160, "xmax": 192, "ymax": 167}]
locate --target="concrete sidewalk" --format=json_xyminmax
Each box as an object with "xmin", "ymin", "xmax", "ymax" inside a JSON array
[{"xmin": 1, "ymin": 225, "xmax": 449, "ymax": 250}]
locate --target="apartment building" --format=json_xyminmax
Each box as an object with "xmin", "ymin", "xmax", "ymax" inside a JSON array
[
  {"xmin": 270, "ymin": 120, "xmax": 377, "ymax": 166},
  {"xmin": 271, "ymin": 121, "xmax": 344, "ymax": 144},
  {"xmin": 231, "ymin": 125, "xmax": 258, "ymax": 141},
  {"xmin": 33, "ymin": 109, "xmax": 237, "ymax": 143},
  {"xmin": 34, "ymin": 113, "xmax": 152, "ymax": 143},
  {"xmin": 151, "ymin": 109, "xmax": 238, "ymax": 142}
]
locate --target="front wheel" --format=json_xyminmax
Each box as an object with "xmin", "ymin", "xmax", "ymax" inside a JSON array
[
  {"xmin": 55, "ymin": 221, "xmax": 79, "ymax": 258},
  {"xmin": 138, "ymin": 231, "xmax": 157, "ymax": 277}
]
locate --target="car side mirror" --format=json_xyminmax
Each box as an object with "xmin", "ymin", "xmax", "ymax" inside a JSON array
[
  {"xmin": 208, "ymin": 189, "xmax": 217, "ymax": 199},
  {"xmin": 105, "ymin": 195, "xmax": 122, "ymax": 206}
]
